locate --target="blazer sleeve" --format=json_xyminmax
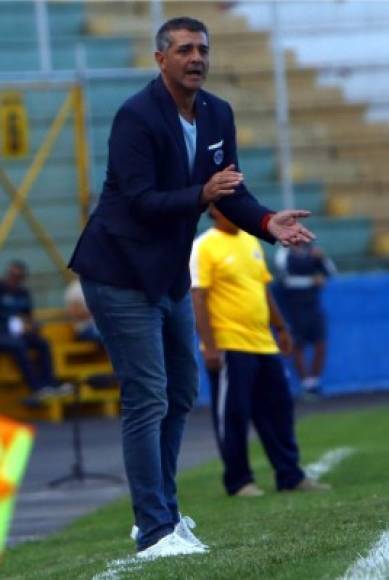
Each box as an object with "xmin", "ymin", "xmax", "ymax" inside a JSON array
[
  {"xmin": 214, "ymin": 104, "xmax": 276, "ymax": 244},
  {"xmin": 108, "ymin": 106, "xmax": 203, "ymax": 220}
]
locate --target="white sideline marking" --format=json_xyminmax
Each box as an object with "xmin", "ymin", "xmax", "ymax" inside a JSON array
[
  {"xmin": 341, "ymin": 531, "xmax": 389, "ymax": 580},
  {"xmin": 93, "ymin": 447, "xmax": 354, "ymax": 578},
  {"xmin": 305, "ymin": 447, "xmax": 355, "ymax": 480},
  {"xmin": 92, "ymin": 556, "xmax": 142, "ymax": 579}
]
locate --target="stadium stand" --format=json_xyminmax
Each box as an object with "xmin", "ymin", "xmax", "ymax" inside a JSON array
[
  {"xmin": 0, "ymin": 308, "xmax": 118, "ymax": 423},
  {"xmin": 1, "ymin": 0, "xmax": 389, "ymax": 419}
]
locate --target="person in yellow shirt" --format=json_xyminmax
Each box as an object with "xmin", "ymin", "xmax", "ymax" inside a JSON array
[{"xmin": 190, "ymin": 206, "xmax": 330, "ymax": 496}]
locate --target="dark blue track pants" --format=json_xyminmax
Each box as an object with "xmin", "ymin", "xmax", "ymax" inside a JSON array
[{"xmin": 208, "ymin": 351, "xmax": 304, "ymax": 495}]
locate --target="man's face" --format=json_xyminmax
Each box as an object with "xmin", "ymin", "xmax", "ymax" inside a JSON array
[{"xmin": 155, "ymin": 29, "xmax": 209, "ymax": 93}]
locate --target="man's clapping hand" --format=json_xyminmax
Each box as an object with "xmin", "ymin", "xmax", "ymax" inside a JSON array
[{"xmin": 201, "ymin": 164, "xmax": 243, "ymax": 204}]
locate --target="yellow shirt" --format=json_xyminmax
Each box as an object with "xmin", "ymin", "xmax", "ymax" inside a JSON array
[{"xmin": 190, "ymin": 228, "xmax": 279, "ymax": 354}]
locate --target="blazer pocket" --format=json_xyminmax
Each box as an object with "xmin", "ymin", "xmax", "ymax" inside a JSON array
[{"xmin": 98, "ymin": 217, "xmax": 155, "ymax": 243}]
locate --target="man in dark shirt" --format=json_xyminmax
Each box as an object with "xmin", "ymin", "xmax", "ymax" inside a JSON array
[
  {"xmin": 0, "ymin": 260, "xmax": 68, "ymax": 399},
  {"xmin": 275, "ymin": 244, "xmax": 336, "ymax": 394}
]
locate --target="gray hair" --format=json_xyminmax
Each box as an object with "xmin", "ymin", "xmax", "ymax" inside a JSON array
[{"xmin": 155, "ymin": 17, "xmax": 209, "ymax": 51}]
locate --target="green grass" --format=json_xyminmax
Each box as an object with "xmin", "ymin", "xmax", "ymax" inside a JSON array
[{"xmin": 3, "ymin": 406, "xmax": 389, "ymax": 579}]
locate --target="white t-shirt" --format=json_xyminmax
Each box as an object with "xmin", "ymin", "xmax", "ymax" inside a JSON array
[{"xmin": 179, "ymin": 114, "xmax": 197, "ymax": 173}]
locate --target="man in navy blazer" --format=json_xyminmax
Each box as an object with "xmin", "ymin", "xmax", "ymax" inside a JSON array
[{"xmin": 70, "ymin": 17, "xmax": 314, "ymax": 559}]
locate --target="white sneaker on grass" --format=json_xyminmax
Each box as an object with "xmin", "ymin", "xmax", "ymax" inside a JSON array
[
  {"xmin": 234, "ymin": 483, "xmax": 265, "ymax": 497},
  {"xmin": 131, "ymin": 514, "xmax": 208, "ymax": 550},
  {"xmin": 175, "ymin": 515, "xmax": 208, "ymax": 549},
  {"xmin": 136, "ymin": 530, "xmax": 206, "ymax": 560}
]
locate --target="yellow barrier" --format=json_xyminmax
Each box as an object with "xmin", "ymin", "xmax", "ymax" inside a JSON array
[
  {"xmin": 0, "ymin": 91, "xmax": 74, "ymax": 251},
  {"xmin": 0, "ymin": 91, "xmax": 29, "ymax": 158},
  {"xmin": 0, "ymin": 83, "xmax": 91, "ymax": 281},
  {"xmin": 0, "ymin": 417, "xmax": 35, "ymax": 555}
]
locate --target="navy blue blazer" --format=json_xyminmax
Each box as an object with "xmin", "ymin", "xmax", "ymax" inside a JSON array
[{"xmin": 69, "ymin": 75, "xmax": 275, "ymax": 302}]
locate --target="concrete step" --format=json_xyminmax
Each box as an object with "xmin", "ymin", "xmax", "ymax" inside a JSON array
[
  {"xmin": 0, "ymin": 1, "xmax": 86, "ymax": 40},
  {"xmin": 0, "ymin": 37, "xmax": 134, "ymax": 71}
]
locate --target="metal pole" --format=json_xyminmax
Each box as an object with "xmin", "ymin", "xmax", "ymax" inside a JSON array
[
  {"xmin": 34, "ymin": 0, "xmax": 52, "ymax": 73},
  {"xmin": 72, "ymin": 44, "xmax": 91, "ymax": 227},
  {"xmin": 270, "ymin": 2, "xmax": 295, "ymax": 209},
  {"xmin": 150, "ymin": 0, "xmax": 164, "ymax": 51},
  {"xmin": 74, "ymin": 43, "xmax": 96, "ymax": 223}
]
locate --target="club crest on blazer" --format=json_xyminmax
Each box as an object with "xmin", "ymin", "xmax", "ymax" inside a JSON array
[{"xmin": 213, "ymin": 149, "xmax": 224, "ymax": 165}]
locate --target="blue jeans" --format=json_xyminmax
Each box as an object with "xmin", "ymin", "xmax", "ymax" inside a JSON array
[{"xmin": 80, "ymin": 279, "xmax": 198, "ymax": 550}]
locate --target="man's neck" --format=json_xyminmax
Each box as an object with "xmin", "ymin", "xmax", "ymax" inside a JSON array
[
  {"xmin": 179, "ymin": 105, "xmax": 196, "ymax": 124},
  {"xmin": 162, "ymin": 75, "xmax": 197, "ymax": 122},
  {"xmin": 215, "ymin": 225, "xmax": 239, "ymax": 235}
]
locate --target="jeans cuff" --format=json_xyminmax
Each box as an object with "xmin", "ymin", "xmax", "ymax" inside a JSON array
[{"xmin": 137, "ymin": 523, "xmax": 174, "ymax": 551}]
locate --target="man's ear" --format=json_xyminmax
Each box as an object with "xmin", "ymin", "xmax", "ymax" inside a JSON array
[{"xmin": 154, "ymin": 51, "xmax": 164, "ymax": 70}]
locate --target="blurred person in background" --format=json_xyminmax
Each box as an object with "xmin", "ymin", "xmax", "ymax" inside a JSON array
[
  {"xmin": 64, "ymin": 277, "xmax": 100, "ymax": 342},
  {"xmin": 0, "ymin": 260, "xmax": 72, "ymax": 401},
  {"xmin": 274, "ymin": 244, "xmax": 336, "ymax": 395},
  {"xmin": 69, "ymin": 17, "xmax": 315, "ymax": 559},
  {"xmin": 190, "ymin": 206, "xmax": 330, "ymax": 496}
]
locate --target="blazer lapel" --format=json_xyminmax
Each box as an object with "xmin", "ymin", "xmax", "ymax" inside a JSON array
[
  {"xmin": 192, "ymin": 92, "xmax": 212, "ymax": 184},
  {"xmin": 152, "ymin": 76, "xmax": 190, "ymax": 184}
]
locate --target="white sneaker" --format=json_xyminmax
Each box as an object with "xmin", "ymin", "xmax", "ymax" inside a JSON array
[
  {"xmin": 234, "ymin": 483, "xmax": 265, "ymax": 497},
  {"xmin": 35, "ymin": 383, "xmax": 74, "ymax": 400},
  {"xmin": 136, "ymin": 531, "xmax": 206, "ymax": 560},
  {"xmin": 131, "ymin": 514, "xmax": 208, "ymax": 550},
  {"xmin": 130, "ymin": 524, "xmax": 138, "ymax": 541},
  {"xmin": 302, "ymin": 376, "xmax": 320, "ymax": 392},
  {"xmin": 57, "ymin": 382, "xmax": 74, "ymax": 395},
  {"xmin": 35, "ymin": 386, "xmax": 58, "ymax": 400},
  {"xmin": 175, "ymin": 515, "xmax": 208, "ymax": 549}
]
